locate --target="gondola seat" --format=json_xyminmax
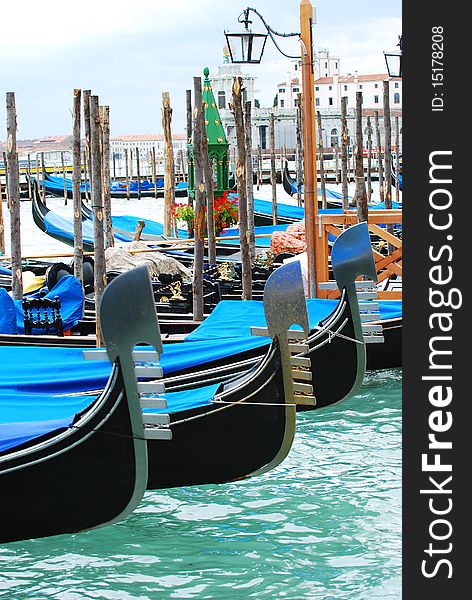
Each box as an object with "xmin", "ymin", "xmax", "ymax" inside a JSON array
[{"xmin": 22, "ymin": 296, "xmax": 64, "ymax": 336}]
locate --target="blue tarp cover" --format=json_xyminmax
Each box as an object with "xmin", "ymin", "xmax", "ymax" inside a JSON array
[
  {"xmin": 0, "ymin": 382, "xmax": 220, "ymax": 452},
  {"xmin": 0, "ymin": 288, "xmax": 18, "ymax": 334},
  {"xmin": 13, "ymin": 274, "xmax": 85, "ymax": 334},
  {"xmin": 0, "ymin": 299, "xmax": 402, "ymax": 397},
  {"xmin": 1, "ymin": 275, "xmax": 84, "ymax": 335},
  {"xmin": 44, "ymin": 210, "xmax": 132, "ymax": 245},
  {"xmin": 0, "ymin": 337, "xmax": 269, "ymax": 395}
]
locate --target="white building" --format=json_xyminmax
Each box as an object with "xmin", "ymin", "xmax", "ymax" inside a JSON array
[
  {"xmin": 110, "ymin": 133, "xmax": 187, "ymax": 161},
  {"xmin": 314, "ymin": 73, "xmax": 402, "ymax": 110}
]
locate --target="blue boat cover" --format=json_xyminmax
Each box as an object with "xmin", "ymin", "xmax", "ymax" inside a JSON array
[
  {"xmin": 11, "ymin": 274, "xmax": 85, "ymax": 334},
  {"xmin": 0, "ymin": 382, "xmax": 220, "ymax": 452},
  {"xmin": 110, "ymin": 214, "xmax": 188, "ymax": 239},
  {"xmin": 0, "ymin": 297, "xmax": 402, "ymax": 396},
  {"xmin": 0, "ymin": 288, "xmax": 18, "ymax": 334},
  {"xmin": 44, "ymin": 210, "xmax": 132, "ymax": 245},
  {"xmin": 0, "ymin": 337, "xmax": 269, "ymax": 396},
  {"xmin": 0, "ymin": 265, "xmax": 12, "ymax": 275}
]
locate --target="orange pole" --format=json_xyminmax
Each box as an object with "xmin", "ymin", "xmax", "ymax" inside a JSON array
[{"xmin": 300, "ymin": 0, "xmax": 321, "ymax": 297}]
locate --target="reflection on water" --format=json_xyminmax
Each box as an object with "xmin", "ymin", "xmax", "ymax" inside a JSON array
[{"xmin": 0, "ymin": 369, "xmax": 401, "ymax": 599}]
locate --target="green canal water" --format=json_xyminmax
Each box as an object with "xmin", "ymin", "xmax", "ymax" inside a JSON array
[{"xmin": 0, "ymin": 369, "xmax": 401, "ymax": 599}]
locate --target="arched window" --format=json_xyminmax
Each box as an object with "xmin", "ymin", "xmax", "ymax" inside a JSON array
[
  {"xmin": 330, "ymin": 128, "xmax": 339, "ymax": 147},
  {"xmin": 394, "ymin": 92, "xmax": 400, "ymax": 104}
]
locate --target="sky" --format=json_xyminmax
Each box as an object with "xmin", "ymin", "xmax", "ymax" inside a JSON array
[{"xmin": 1, "ymin": 0, "xmax": 401, "ymax": 140}]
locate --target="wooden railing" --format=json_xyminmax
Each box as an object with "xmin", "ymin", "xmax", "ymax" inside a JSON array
[{"xmin": 317, "ymin": 210, "xmax": 402, "ymax": 300}]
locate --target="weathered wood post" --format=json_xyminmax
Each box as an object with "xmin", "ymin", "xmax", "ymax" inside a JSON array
[
  {"xmin": 383, "ymin": 80, "xmax": 392, "ymax": 207},
  {"xmin": 192, "ymin": 77, "xmax": 205, "ymax": 321},
  {"xmin": 3, "ymin": 152, "xmax": 10, "ymax": 210},
  {"xmin": 0, "ymin": 178, "xmax": 4, "ymax": 255},
  {"xmin": 257, "ymin": 144, "xmax": 262, "ymax": 190},
  {"xmin": 124, "ymin": 148, "xmax": 130, "ymax": 200},
  {"xmin": 72, "ymin": 89, "xmax": 84, "ymax": 286},
  {"xmin": 90, "ymin": 95, "xmax": 106, "ymax": 346},
  {"xmin": 186, "ymin": 89, "xmax": 193, "ymax": 208},
  {"xmin": 269, "ymin": 112, "xmax": 277, "ymax": 224},
  {"xmin": 135, "ymin": 146, "xmax": 141, "ymax": 200},
  {"xmin": 130, "ymin": 148, "xmax": 134, "ymax": 181},
  {"xmin": 354, "ymin": 92, "xmax": 368, "ymax": 222},
  {"xmin": 151, "ymin": 146, "xmax": 157, "ymax": 199},
  {"xmin": 374, "ymin": 110, "xmax": 384, "ymax": 202},
  {"xmin": 3, "ymin": 152, "xmax": 9, "ymax": 208},
  {"xmin": 317, "ymin": 111, "xmax": 327, "ymax": 209},
  {"xmin": 100, "ymin": 106, "xmax": 113, "ymax": 248},
  {"xmin": 162, "ymin": 91, "xmax": 175, "ymax": 236},
  {"xmin": 83, "ymin": 90, "xmax": 92, "ymax": 198},
  {"xmin": 83, "ymin": 149, "xmax": 90, "ymax": 202},
  {"xmin": 41, "ymin": 152, "xmax": 47, "ymax": 203},
  {"xmin": 5, "ymin": 92, "xmax": 23, "ymax": 299},
  {"xmin": 296, "ymin": 93, "xmax": 303, "ymax": 206},
  {"xmin": 245, "ymin": 100, "xmax": 255, "ymax": 261},
  {"xmin": 61, "ymin": 151, "xmax": 67, "ymax": 204},
  {"xmin": 341, "ymin": 96, "xmax": 349, "ymax": 210},
  {"xmin": 395, "ymin": 115, "xmax": 400, "ymax": 203},
  {"xmin": 366, "ymin": 115, "xmax": 373, "ymax": 203},
  {"xmin": 27, "ymin": 153, "xmax": 32, "ymax": 200},
  {"xmin": 335, "ymin": 145, "xmax": 340, "ymax": 184},
  {"xmin": 232, "ymin": 77, "xmax": 252, "ymax": 299}
]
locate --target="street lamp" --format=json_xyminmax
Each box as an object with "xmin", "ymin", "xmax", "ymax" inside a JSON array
[
  {"xmin": 384, "ymin": 35, "xmax": 402, "ymax": 78},
  {"xmin": 224, "ymin": 9, "xmax": 268, "ymax": 64},
  {"xmin": 225, "ymin": 1, "xmax": 323, "ymax": 298}
]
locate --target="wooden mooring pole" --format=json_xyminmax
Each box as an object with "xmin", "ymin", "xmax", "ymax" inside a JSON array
[
  {"xmin": 366, "ymin": 115, "xmax": 372, "ymax": 203},
  {"xmin": 341, "ymin": 96, "xmax": 349, "ymax": 211},
  {"xmin": 232, "ymin": 77, "xmax": 251, "ymax": 299},
  {"xmin": 101, "ymin": 105, "xmax": 113, "ymax": 248},
  {"xmin": 269, "ymin": 112, "xmax": 277, "ymax": 225},
  {"xmin": 245, "ymin": 100, "xmax": 255, "ymax": 262},
  {"xmin": 186, "ymin": 89, "xmax": 193, "ymax": 207},
  {"xmin": 72, "ymin": 89, "xmax": 84, "ymax": 286},
  {"xmin": 317, "ymin": 111, "xmax": 327, "ymax": 209},
  {"xmin": 90, "ymin": 95, "xmax": 106, "ymax": 347},
  {"xmin": 151, "ymin": 146, "xmax": 157, "ymax": 200},
  {"xmin": 374, "ymin": 110, "xmax": 384, "ymax": 202},
  {"xmin": 124, "ymin": 148, "xmax": 130, "ymax": 200},
  {"xmin": 135, "ymin": 146, "xmax": 141, "ymax": 200},
  {"xmin": 0, "ymin": 173, "xmax": 5, "ymax": 256},
  {"xmin": 162, "ymin": 91, "xmax": 175, "ymax": 236},
  {"xmin": 383, "ymin": 80, "xmax": 392, "ymax": 208},
  {"xmin": 27, "ymin": 153, "xmax": 32, "ymax": 200},
  {"xmin": 257, "ymin": 144, "xmax": 262, "ymax": 191},
  {"xmin": 83, "ymin": 90, "xmax": 92, "ymax": 202},
  {"xmin": 6, "ymin": 92, "xmax": 23, "ymax": 299},
  {"xmin": 296, "ymin": 93, "xmax": 303, "ymax": 207},
  {"xmin": 354, "ymin": 91, "xmax": 368, "ymax": 222},
  {"xmin": 41, "ymin": 152, "xmax": 46, "ymax": 203},
  {"xmin": 395, "ymin": 115, "xmax": 400, "ymax": 203},
  {"xmin": 192, "ymin": 77, "xmax": 205, "ymax": 321},
  {"xmin": 61, "ymin": 151, "xmax": 67, "ymax": 205}
]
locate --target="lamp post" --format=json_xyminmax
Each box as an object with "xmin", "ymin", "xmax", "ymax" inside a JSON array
[
  {"xmin": 225, "ymin": 0, "xmax": 322, "ymax": 297},
  {"xmin": 384, "ymin": 35, "xmax": 402, "ymax": 78}
]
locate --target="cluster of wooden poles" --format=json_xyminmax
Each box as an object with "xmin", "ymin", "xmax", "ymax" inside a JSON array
[{"xmin": 1, "ymin": 77, "xmax": 401, "ymax": 340}]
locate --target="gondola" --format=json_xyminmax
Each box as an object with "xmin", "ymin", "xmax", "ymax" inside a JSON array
[
  {"xmin": 282, "ymin": 161, "xmax": 347, "ymax": 209},
  {"xmin": 2, "ymin": 262, "xmax": 311, "ymax": 490},
  {"xmin": 1, "ymin": 224, "xmax": 385, "ymax": 427},
  {"xmin": 31, "ymin": 182, "xmax": 258, "ymax": 259},
  {"xmin": 41, "ymin": 173, "xmax": 188, "ymax": 199},
  {"xmin": 0, "ymin": 266, "xmax": 172, "ymax": 543}
]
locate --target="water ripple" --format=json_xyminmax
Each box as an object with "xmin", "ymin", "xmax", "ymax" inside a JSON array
[{"xmin": 0, "ymin": 367, "xmax": 401, "ymax": 599}]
